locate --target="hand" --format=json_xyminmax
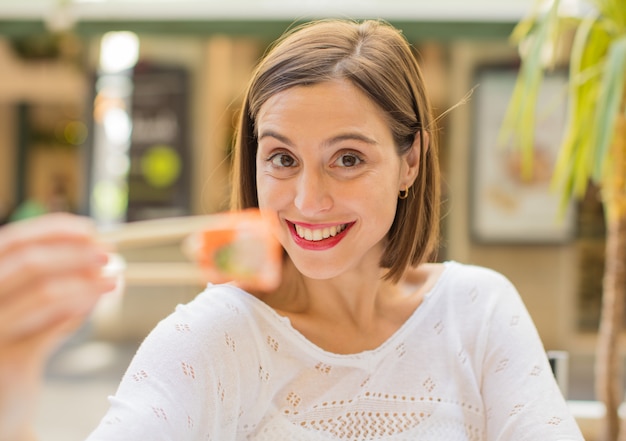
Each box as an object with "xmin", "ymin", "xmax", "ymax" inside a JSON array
[{"xmin": 0, "ymin": 213, "xmax": 116, "ymax": 441}]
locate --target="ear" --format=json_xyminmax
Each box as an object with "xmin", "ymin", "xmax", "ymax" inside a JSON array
[{"xmin": 400, "ymin": 131, "xmax": 429, "ymax": 188}]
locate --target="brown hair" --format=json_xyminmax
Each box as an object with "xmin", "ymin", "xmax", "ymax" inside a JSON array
[{"xmin": 231, "ymin": 19, "xmax": 440, "ymax": 282}]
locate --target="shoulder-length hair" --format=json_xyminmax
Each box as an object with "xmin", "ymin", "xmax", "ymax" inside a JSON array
[{"xmin": 231, "ymin": 19, "xmax": 440, "ymax": 282}]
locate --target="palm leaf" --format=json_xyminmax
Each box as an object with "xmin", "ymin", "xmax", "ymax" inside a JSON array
[
  {"xmin": 592, "ymin": 36, "xmax": 626, "ymax": 185},
  {"xmin": 590, "ymin": 0, "xmax": 626, "ymax": 33},
  {"xmin": 552, "ymin": 13, "xmax": 610, "ymax": 207},
  {"xmin": 499, "ymin": 0, "xmax": 562, "ymax": 179}
]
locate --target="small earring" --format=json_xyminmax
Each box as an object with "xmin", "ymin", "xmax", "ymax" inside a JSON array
[{"xmin": 398, "ymin": 186, "xmax": 409, "ymax": 200}]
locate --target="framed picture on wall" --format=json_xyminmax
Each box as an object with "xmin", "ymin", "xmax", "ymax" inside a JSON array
[{"xmin": 470, "ymin": 66, "xmax": 576, "ymax": 244}]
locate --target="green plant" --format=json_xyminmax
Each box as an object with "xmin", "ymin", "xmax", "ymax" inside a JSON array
[{"xmin": 501, "ymin": 0, "xmax": 626, "ymax": 440}]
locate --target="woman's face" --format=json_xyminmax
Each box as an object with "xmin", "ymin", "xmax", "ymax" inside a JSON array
[{"xmin": 255, "ymin": 79, "xmax": 417, "ymax": 280}]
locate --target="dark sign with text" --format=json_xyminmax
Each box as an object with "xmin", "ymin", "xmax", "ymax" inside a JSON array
[{"xmin": 127, "ymin": 65, "xmax": 189, "ymax": 221}]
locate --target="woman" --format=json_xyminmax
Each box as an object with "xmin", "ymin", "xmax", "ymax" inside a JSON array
[{"xmin": 85, "ymin": 19, "xmax": 583, "ymax": 440}]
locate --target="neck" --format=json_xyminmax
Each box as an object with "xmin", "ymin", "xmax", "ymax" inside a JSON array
[
  {"xmin": 270, "ymin": 258, "xmax": 400, "ymax": 332},
  {"xmin": 262, "ymin": 258, "xmax": 441, "ymax": 355}
]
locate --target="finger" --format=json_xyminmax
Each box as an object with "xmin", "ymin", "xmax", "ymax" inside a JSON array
[
  {"xmin": 0, "ymin": 273, "xmax": 117, "ymax": 344},
  {"xmin": 0, "ymin": 314, "xmax": 85, "ymax": 373},
  {"xmin": 8, "ymin": 315, "xmax": 88, "ymax": 366},
  {"xmin": 0, "ymin": 213, "xmax": 100, "ymax": 258},
  {"xmin": 0, "ymin": 242, "xmax": 111, "ymax": 302},
  {"xmin": 0, "ymin": 274, "xmax": 116, "ymax": 344}
]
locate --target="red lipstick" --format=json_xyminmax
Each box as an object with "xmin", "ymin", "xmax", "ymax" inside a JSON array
[{"xmin": 287, "ymin": 221, "xmax": 353, "ymax": 251}]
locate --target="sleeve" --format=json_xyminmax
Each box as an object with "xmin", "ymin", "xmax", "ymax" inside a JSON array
[
  {"xmin": 85, "ymin": 290, "xmax": 260, "ymax": 441},
  {"xmin": 477, "ymin": 270, "xmax": 584, "ymax": 441}
]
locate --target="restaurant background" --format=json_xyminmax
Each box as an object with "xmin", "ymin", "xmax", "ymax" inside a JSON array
[{"xmin": 0, "ymin": 1, "xmax": 618, "ymax": 439}]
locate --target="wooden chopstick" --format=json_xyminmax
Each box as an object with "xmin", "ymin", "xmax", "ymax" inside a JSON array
[{"xmin": 98, "ymin": 214, "xmax": 216, "ymax": 249}]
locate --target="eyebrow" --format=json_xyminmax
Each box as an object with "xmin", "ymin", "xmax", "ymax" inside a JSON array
[
  {"xmin": 258, "ymin": 130, "xmax": 379, "ymax": 147},
  {"xmin": 258, "ymin": 130, "xmax": 293, "ymax": 146}
]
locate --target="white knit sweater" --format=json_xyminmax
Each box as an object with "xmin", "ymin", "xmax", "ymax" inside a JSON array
[{"xmin": 86, "ymin": 261, "xmax": 583, "ymax": 440}]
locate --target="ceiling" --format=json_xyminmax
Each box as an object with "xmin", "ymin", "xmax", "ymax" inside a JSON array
[
  {"xmin": 0, "ymin": 0, "xmax": 537, "ymax": 41},
  {"xmin": 1, "ymin": 0, "xmax": 534, "ymax": 22}
]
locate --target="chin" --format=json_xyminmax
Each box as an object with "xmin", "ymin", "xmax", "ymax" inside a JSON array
[{"xmin": 286, "ymin": 255, "xmax": 347, "ymax": 281}]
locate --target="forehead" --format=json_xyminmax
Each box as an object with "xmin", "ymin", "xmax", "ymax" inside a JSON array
[{"xmin": 256, "ymin": 79, "xmax": 392, "ymax": 140}]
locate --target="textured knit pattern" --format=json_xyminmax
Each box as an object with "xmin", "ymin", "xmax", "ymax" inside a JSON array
[{"xmin": 86, "ymin": 262, "xmax": 584, "ymax": 440}]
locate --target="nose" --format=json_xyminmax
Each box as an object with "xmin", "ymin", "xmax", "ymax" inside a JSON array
[{"xmin": 294, "ymin": 168, "xmax": 333, "ymax": 215}]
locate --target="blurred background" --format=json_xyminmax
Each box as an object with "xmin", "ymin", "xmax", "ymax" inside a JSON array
[{"xmin": 0, "ymin": 0, "xmax": 613, "ymax": 439}]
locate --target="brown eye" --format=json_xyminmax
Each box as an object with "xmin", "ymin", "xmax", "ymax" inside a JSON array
[
  {"xmin": 270, "ymin": 153, "xmax": 297, "ymax": 167},
  {"xmin": 335, "ymin": 153, "xmax": 362, "ymax": 168}
]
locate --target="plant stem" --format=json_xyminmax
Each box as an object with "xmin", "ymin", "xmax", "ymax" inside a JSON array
[{"xmin": 598, "ymin": 109, "xmax": 626, "ymax": 441}]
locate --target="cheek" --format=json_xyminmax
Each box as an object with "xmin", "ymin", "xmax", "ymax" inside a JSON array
[
  {"xmin": 256, "ymin": 174, "xmax": 286, "ymax": 209},
  {"xmin": 370, "ymin": 191, "xmax": 399, "ymax": 225},
  {"xmin": 360, "ymin": 177, "xmax": 401, "ymax": 224}
]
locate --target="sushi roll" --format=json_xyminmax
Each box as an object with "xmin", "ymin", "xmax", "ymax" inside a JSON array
[{"xmin": 186, "ymin": 209, "xmax": 282, "ymax": 292}]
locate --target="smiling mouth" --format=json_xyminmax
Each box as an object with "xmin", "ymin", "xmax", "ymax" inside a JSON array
[{"xmin": 292, "ymin": 223, "xmax": 349, "ymax": 241}]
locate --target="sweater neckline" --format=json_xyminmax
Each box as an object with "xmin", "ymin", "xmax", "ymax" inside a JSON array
[{"xmin": 225, "ymin": 261, "xmax": 456, "ymax": 363}]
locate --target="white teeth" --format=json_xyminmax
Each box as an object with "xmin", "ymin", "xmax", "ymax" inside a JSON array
[{"xmin": 295, "ymin": 223, "xmax": 347, "ymax": 241}]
